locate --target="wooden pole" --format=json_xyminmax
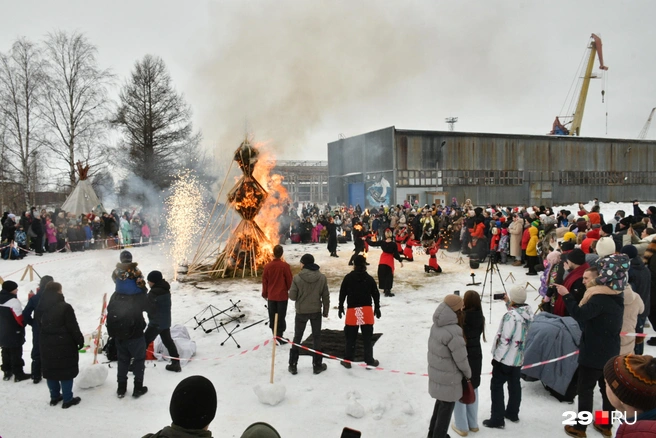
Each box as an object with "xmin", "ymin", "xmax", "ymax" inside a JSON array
[
  {"xmin": 29, "ymin": 265, "xmax": 34, "ymax": 282},
  {"xmin": 20, "ymin": 265, "xmax": 31, "ymax": 281},
  {"xmin": 93, "ymin": 293, "xmax": 108, "ymax": 364},
  {"xmin": 270, "ymin": 313, "xmax": 278, "ymax": 384},
  {"xmin": 0, "ymin": 276, "xmax": 4, "ymax": 284}
]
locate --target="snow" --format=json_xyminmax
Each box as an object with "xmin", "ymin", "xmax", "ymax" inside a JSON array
[
  {"xmin": 76, "ymin": 363, "xmax": 109, "ymax": 389},
  {"xmin": 254, "ymin": 383, "xmax": 286, "ymax": 406},
  {"xmin": 1, "ymin": 202, "xmax": 654, "ymax": 438}
]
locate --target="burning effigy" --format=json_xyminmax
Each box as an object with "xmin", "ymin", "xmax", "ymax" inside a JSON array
[{"xmin": 187, "ymin": 137, "xmax": 287, "ymax": 279}]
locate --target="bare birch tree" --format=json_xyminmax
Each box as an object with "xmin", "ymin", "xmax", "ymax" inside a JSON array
[
  {"xmin": 0, "ymin": 38, "xmax": 45, "ymax": 209},
  {"xmin": 41, "ymin": 31, "xmax": 115, "ymax": 191}
]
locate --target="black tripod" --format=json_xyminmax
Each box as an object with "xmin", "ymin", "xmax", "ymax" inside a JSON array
[{"xmin": 480, "ymin": 251, "xmax": 508, "ymax": 321}]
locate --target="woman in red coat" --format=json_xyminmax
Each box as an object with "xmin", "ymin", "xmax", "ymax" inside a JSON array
[{"xmin": 425, "ymin": 239, "xmax": 443, "ymax": 273}]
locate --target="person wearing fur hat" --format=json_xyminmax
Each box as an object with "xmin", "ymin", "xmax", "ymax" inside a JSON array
[
  {"xmin": 107, "ymin": 250, "xmax": 153, "ymax": 398},
  {"xmin": 556, "ymin": 254, "xmax": 628, "ymax": 438},
  {"xmin": 0, "ymin": 280, "xmax": 31, "ymax": 382},
  {"xmin": 604, "ymin": 354, "xmax": 656, "ymax": 437},
  {"xmin": 288, "ymin": 254, "xmax": 330, "ymax": 375},
  {"xmin": 367, "ymin": 229, "xmax": 404, "ymax": 297},
  {"xmin": 143, "ymin": 375, "xmax": 218, "ymax": 437},
  {"xmin": 338, "ymin": 255, "xmax": 381, "ymax": 368},
  {"xmin": 483, "ymin": 286, "xmax": 533, "ymax": 429},
  {"xmin": 427, "ymin": 294, "xmax": 472, "ymax": 438},
  {"xmin": 144, "ymin": 271, "xmax": 181, "ymax": 372}
]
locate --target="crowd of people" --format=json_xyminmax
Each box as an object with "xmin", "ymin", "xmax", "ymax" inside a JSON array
[
  {"xmin": 0, "ymin": 208, "xmax": 161, "ymax": 260},
  {"xmin": 2, "ymin": 197, "xmax": 656, "ymax": 437}
]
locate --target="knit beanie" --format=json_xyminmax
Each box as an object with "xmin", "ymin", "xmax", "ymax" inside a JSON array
[
  {"xmin": 620, "ymin": 245, "xmax": 638, "ymax": 260},
  {"xmin": 443, "ymin": 294, "xmax": 464, "ymax": 312},
  {"xmin": 300, "ymin": 254, "xmax": 314, "ymax": 266},
  {"xmin": 1, "ymin": 280, "xmax": 18, "ymax": 293},
  {"xmin": 120, "ymin": 250, "xmax": 133, "ymax": 263},
  {"xmin": 241, "ymin": 422, "xmax": 282, "ymax": 438},
  {"xmin": 601, "ymin": 224, "xmax": 614, "ymax": 235},
  {"xmin": 604, "ymin": 355, "xmax": 656, "ymax": 412},
  {"xmin": 531, "ymin": 220, "xmax": 540, "ymax": 228},
  {"xmin": 147, "ymin": 271, "xmax": 163, "ymax": 283},
  {"xmin": 508, "ymin": 285, "xmax": 527, "ymax": 304},
  {"xmin": 563, "ymin": 232, "xmax": 577, "ymax": 243},
  {"xmin": 565, "ymin": 248, "xmax": 586, "ymax": 266},
  {"xmin": 595, "ymin": 237, "xmax": 616, "ymax": 258},
  {"xmin": 169, "ymin": 376, "xmax": 217, "ymax": 430},
  {"xmin": 353, "ymin": 255, "xmax": 367, "ymax": 268}
]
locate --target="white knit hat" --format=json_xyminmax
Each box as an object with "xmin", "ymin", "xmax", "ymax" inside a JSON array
[
  {"xmin": 596, "ymin": 236, "xmax": 616, "ymax": 258},
  {"xmin": 508, "ymin": 286, "xmax": 527, "ymax": 304}
]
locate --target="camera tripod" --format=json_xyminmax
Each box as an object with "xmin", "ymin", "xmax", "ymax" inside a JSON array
[{"xmin": 480, "ymin": 251, "xmax": 508, "ymax": 321}]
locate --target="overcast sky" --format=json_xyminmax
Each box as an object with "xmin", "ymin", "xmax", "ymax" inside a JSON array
[{"xmin": 2, "ymin": 0, "xmax": 655, "ymax": 161}]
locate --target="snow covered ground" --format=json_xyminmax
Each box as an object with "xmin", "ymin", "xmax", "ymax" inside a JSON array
[{"xmin": 0, "ymin": 202, "xmax": 654, "ymax": 438}]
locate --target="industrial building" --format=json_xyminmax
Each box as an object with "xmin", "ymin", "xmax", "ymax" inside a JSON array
[
  {"xmin": 327, "ymin": 127, "xmax": 656, "ymax": 207},
  {"xmin": 274, "ymin": 160, "xmax": 328, "ymax": 205}
]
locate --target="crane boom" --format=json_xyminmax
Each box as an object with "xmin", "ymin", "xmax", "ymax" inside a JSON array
[
  {"xmin": 638, "ymin": 107, "xmax": 656, "ymax": 140},
  {"xmin": 569, "ymin": 33, "xmax": 608, "ymax": 136}
]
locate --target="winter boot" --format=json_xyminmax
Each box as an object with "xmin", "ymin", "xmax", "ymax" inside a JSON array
[
  {"xmin": 117, "ymin": 382, "xmax": 127, "ymax": 398},
  {"xmin": 3, "ymin": 371, "xmax": 12, "ymax": 381},
  {"xmin": 366, "ymin": 359, "xmax": 380, "ymax": 368},
  {"xmin": 313, "ymin": 363, "xmax": 327, "ymax": 375},
  {"xmin": 62, "ymin": 396, "xmax": 81, "ymax": 409},
  {"xmin": 32, "ymin": 375, "xmax": 42, "ymax": 384},
  {"xmin": 14, "ymin": 372, "xmax": 31, "ymax": 382},
  {"xmin": 340, "ymin": 360, "xmax": 352, "ymax": 369},
  {"xmin": 49, "ymin": 394, "xmax": 63, "ymax": 406},
  {"xmin": 288, "ymin": 364, "xmax": 298, "ymax": 375},
  {"xmin": 165, "ymin": 360, "xmax": 181, "ymax": 372},
  {"xmin": 384, "ymin": 290, "xmax": 395, "ymax": 297},
  {"xmin": 424, "ymin": 265, "xmax": 430, "ymax": 273},
  {"xmin": 132, "ymin": 381, "xmax": 148, "ymax": 398}
]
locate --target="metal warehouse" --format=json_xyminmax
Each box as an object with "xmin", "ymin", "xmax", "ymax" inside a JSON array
[{"xmin": 327, "ymin": 127, "xmax": 656, "ymax": 207}]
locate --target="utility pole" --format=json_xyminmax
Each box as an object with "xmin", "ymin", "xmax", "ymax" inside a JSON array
[{"xmin": 445, "ymin": 117, "xmax": 458, "ymax": 131}]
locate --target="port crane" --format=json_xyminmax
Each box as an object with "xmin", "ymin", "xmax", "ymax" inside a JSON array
[
  {"xmin": 550, "ymin": 34, "xmax": 608, "ymax": 136},
  {"xmin": 638, "ymin": 108, "xmax": 656, "ymax": 140}
]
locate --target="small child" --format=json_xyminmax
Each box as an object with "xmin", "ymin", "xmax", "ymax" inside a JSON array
[
  {"xmin": 483, "ymin": 286, "xmax": 533, "ymax": 429},
  {"xmin": 111, "ymin": 250, "xmax": 147, "ymax": 294},
  {"xmin": 46, "ymin": 223, "xmax": 57, "ymax": 253}
]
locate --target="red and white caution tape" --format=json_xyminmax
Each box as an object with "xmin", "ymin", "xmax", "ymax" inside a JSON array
[{"xmin": 150, "ymin": 339, "xmax": 271, "ymax": 362}]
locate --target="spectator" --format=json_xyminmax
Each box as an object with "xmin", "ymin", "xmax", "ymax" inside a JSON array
[
  {"xmin": 143, "ymin": 375, "xmax": 217, "ymax": 437},
  {"xmin": 427, "ymin": 294, "xmax": 471, "ymax": 438},
  {"xmin": 604, "ymin": 354, "xmax": 656, "ymax": 436},
  {"xmin": 0, "ymin": 280, "xmax": 30, "ymax": 382},
  {"xmin": 22, "ymin": 275, "xmax": 54, "ymax": 384},
  {"xmin": 35, "ymin": 282, "xmax": 84, "ymax": 408},
  {"xmin": 107, "ymin": 250, "xmax": 152, "ymax": 398},
  {"xmin": 452, "ymin": 291, "xmax": 485, "ymax": 437},
  {"xmin": 483, "ymin": 286, "xmax": 533, "ymax": 429},
  {"xmin": 621, "ymin": 244, "xmax": 651, "ymax": 354},
  {"xmin": 338, "ymin": 255, "xmax": 381, "ymax": 368},
  {"xmin": 240, "ymin": 423, "xmax": 281, "ymax": 438},
  {"xmin": 557, "ymin": 254, "xmax": 628, "ymax": 438},
  {"xmin": 261, "ymin": 245, "xmax": 293, "ymax": 344},
  {"xmin": 144, "ymin": 271, "xmax": 181, "ymax": 372},
  {"xmin": 288, "ymin": 253, "xmax": 330, "ymax": 375},
  {"xmin": 552, "ymin": 249, "xmax": 588, "ymax": 317}
]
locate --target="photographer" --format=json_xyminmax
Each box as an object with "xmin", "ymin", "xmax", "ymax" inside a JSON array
[{"xmin": 551, "ymin": 249, "xmax": 588, "ymax": 317}]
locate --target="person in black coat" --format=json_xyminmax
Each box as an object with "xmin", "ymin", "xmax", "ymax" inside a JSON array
[
  {"xmin": 322, "ymin": 216, "xmax": 339, "ymax": 257},
  {"xmin": 556, "ymin": 254, "xmax": 627, "ymax": 437},
  {"xmin": 367, "ymin": 229, "xmax": 404, "ymax": 297},
  {"xmin": 1, "ymin": 214, "xmax": 16, "ymax": 243},
  {"xmin": 0, "ymin": 280, "xmax": 30, "ymax": 382},
  {"xmin": 22, "ymin": 275, "xmax": 54, "ymax": 384},
  {"xmin": 144, "ymin": 271, "xmax": 181, "ymax": 372},
  {"xmin": 30, "ymin": 212, "xmax": 44, "ymax": 255},
  {"xmin": 452, "ymin": 290, "xmax": 485, "ymax": 436},
  {"xmin": 338, "ymin": 255, "xmax": 381, "ymax": 368},
  {"xmin": 35, "ymin": 282, "xmax": 84, "ymax": 408}
]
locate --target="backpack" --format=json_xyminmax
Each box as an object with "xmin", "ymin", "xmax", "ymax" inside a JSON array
[
  {"xmin": 106, "ymin": 294, "xmax": 142, "ymax": 340},
  {"xmin": 103, "ymin": 337, "xmax": 118, "ymax": 361}
]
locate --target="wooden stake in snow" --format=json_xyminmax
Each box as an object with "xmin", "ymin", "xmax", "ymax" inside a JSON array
[
  {"xmin": 93, "ymin": 293, "xmax": 108, "ymax": 364},
  {"xmin": 20, "ymin": 265, "xmax": 35, "ymax": 282},
  {"xmin": 270, "ymin": 313, "xmax": 278, "ymax": 384}
]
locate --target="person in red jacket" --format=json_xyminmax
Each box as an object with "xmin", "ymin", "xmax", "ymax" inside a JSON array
[
  {"xmin": 403, "ymin": 232, "xmax": 420, "ymax": 262},
  {"xmin": 425, "ymin": 239, "xmax": 443, "ymax": 273},
  {"xmin": 521, "ymin": 222, "xmax": 531, "ymax": 267},
  {"xmin": 262, "ymin": 245, "xmax": 293, "ymax": 344}
]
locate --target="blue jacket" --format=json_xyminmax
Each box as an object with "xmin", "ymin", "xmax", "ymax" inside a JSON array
[{"xmin": 111, "ymin": 262, "xmax": 147, "ymax": 295}]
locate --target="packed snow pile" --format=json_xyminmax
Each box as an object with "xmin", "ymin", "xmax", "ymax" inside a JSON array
[
  {"xmin": 253, "ymin": 383, "xmax": 286, "ymax": 406},
  {"xmin": 76, "ymin": 364, "xmax": 109, "ymax": 389}
]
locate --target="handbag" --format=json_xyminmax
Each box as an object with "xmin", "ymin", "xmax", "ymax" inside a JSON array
[
  {"xmin": 459, "ymin": 378, "xmax": 476, "ymax": 404},
  {"xmin": 27, "ymin": 225, "xmax": 37, "ymax": 238}
]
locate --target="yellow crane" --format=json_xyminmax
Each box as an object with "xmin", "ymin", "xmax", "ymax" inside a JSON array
[
  {"xmin": 550, "ymin": 34, "xmax": 608, "ymax": 136},
  {"xmin": 638, "ymin": 107, "xmax": 656, "ymax": 140}
]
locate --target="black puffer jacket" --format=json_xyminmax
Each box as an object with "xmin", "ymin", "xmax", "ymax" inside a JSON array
[
  {"xmin": 462, "ymin": 308, "xmax": 484, "ymax": 388},
  {"xmin": 106, "ymin": 290, "xmax": 153, "ymax": 340},
  {"xmin": 564, "ymin": 288, "xmax": 623, "ymax": 369},
  {"xmin": 148, "ymin": 280, "xmax": 171, "ymax": 330},
  {"xmin": 629, "ymin": 256, "xmax": 652, "ymax": 317},
  {"xmin": 338, "ymin": 268, "xmax": 380, "ymax": 310},
  {"xmin": 36, "ymin": 290, "xmax": 84, "ymax": 381}
]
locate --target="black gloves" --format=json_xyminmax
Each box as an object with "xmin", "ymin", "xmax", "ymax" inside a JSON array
[
  {"xmin": 375, "ymin": 307, "xmax": 381, "ymax": 319},
  {"xmin": 338, "ymin": 306, "xmax": 344, "ymax": 319}
]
